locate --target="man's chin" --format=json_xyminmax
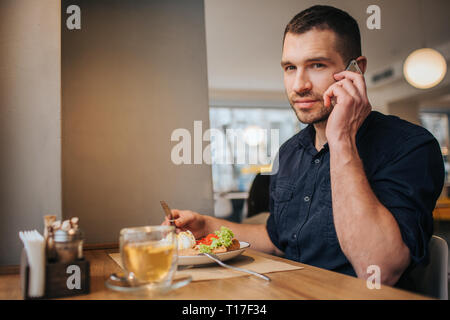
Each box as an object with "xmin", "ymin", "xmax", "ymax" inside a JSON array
[{"xmin": 294, "ymin": 109, "xmax": 331, "ymax": 125}]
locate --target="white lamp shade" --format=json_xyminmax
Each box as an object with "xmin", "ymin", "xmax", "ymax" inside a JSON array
[{"xmin": 403, "ymin": 48, "xmax": 447, "ymax": 89}]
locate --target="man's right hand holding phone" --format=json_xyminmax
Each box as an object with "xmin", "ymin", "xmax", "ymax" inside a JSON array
[{"xmin": 323, "ymin": 59, "xmax": 371, "ymax": 147}]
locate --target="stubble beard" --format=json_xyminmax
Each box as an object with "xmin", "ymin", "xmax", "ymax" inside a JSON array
[{"xmin": 289, "ymin": 99, "xmax": 333, "ymax": 125}]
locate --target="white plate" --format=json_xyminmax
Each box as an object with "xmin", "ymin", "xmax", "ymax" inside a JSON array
[{"xmin": 178, "ymin": 241, "xmax": 250, "ymax": 266}]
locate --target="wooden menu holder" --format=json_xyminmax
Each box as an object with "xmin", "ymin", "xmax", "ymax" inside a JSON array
[{"xmin": 20, "ymin": 249, "xmax": 90, "ymax": 299}]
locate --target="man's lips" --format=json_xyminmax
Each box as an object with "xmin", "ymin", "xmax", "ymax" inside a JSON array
[{"xmin": 293, "ymin": 99, "xmax": 319, "ymax": 108}]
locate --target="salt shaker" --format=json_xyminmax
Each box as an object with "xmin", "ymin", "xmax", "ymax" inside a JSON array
[{"xmin": 54, "ymin": 228, "xmax": 84, "ymax": 263}]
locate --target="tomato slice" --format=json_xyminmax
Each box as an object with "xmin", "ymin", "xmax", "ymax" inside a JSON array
[{"xmin": 196, "ymin": 233, "xmax": 218, "ymax": 246}]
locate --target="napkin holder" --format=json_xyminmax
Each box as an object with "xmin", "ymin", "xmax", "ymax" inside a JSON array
[{"xmin": 20, "ymin": 249, "xmax": 90, "ymax": 299}]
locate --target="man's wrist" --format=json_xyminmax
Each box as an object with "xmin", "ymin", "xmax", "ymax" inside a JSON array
[
  {"xmin": 328, "ymin": 134, "xmax": 356, "ymax": 152},
  {"xmin": 328, "ymin": 135, "xmax": 360, "ymax": 165},
  {"xmin": 203, "ymin": 214, "xmax": 218, "ymax": 234}
]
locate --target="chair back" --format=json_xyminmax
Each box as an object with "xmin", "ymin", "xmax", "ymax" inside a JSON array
[{"xmin": 409, "ymin": 235, "xmax": 448, "ymax": 300}]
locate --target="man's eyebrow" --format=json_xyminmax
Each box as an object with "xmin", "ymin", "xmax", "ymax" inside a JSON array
[
  {"xmin": 280, "ymin": 60, "xmax": 293, "ymax": 67},
  {"xmin": 305, "ymin": 57, "xmax": 332, "ymax": 63},
  {"xmin": 280, "ymin": 57, "xmax": 332, "ymax": 67}
]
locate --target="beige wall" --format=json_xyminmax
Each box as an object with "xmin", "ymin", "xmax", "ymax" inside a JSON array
[
  {"xmin": 386, "ymin": 83, "xmax": 450, "ymax": 124},
  {"xmin": 388, "ymin": 101, "xmax": 421, "ymax": 125},
  {"xmin": 62, "ymin": 0, "xmax": 213, "ymax": 244},
  {"xmin": 0, "ymin": 0, "xmax": 62, "ymax": 265}
]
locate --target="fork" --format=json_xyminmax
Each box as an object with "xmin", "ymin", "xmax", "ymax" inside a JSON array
[
  {"xmin": 160, "ymin": 200, "xmax": 176, "ymax": 226},
  {"xmin": 202, "ymin": 252, "xmax": 271, "ymax": 281}
]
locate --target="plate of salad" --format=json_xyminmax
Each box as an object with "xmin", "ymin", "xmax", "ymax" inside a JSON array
[{"xmin": 177, "ymin": 226, "xmax": 250, "ymax": 266}]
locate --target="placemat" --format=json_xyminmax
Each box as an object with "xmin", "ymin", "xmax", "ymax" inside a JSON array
[{"xmin": 108, "ymin": 251, "xmax": 303, "ymax": 281}]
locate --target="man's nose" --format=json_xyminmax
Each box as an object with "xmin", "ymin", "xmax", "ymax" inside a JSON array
[{"xmin": 292, "ymin": 70, "xmax": 312, "ymax": 93}]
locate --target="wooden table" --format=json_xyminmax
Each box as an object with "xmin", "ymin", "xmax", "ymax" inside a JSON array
[{"xmin": 0, "ymin": 248, "xmax": 431, "ymax": 300}]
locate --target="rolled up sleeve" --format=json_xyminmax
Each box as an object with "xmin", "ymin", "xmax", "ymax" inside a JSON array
[{"xmin": 370, "ymin": 134, "xmax": 444, "ymax": 267}]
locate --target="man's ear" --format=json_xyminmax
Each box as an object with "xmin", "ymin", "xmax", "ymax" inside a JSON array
[{"xmin": 356, "ymin": 56, "xmax": 368, "ymax": 74}]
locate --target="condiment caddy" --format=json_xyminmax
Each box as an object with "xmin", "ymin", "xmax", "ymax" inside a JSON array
[{"xmin": 19, "ymin": 215, "xmax": 90, "ymax": 299}]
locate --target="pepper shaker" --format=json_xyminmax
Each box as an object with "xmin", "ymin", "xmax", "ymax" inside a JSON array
[{"xmin": 53, "ymin": 228, "xmax": 84, "ymax": 263}]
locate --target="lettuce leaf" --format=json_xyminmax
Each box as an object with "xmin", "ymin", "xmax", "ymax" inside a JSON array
[
  {"xmin": 198, "ymin": 226, "xmax": 234, "ymax": 253},
  {"xmin": 214, "ymin": 226, "xmax": 234, "ymax": 247},
  {"xmin": 198, "ymin": 244, "xmax": 212, "ymax": 253},
  {"xmin": 210, "ymin": 237, "xmax": 221, "ymax": 249}
]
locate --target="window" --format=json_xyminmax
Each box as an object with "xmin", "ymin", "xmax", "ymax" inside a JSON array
[
  {"xmin": 419, "ymin": 111, "xmax": 449, "ymax": 184},
  {"xmin": 208, "ymin": 106, "xmax": 303, "ymax": 221},
  {"xmin": 209, "ymin": 107, "xmax": 302, "ymax": 192}
]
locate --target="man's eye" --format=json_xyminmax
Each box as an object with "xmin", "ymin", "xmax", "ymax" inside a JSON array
[
  {"xmin": 311, "ymin": 63, "xmax": 325, "ymax": 69},
  {"xmin": 285, "ymin": 65, "xmax": 296, "ymax": 71}
]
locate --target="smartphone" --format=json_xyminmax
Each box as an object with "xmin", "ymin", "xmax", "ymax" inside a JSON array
[
  {"xmin": 345, "ymin": 59, "xmax": 363, "ymax": 74},
  {"xmin": 329, "ymin": 60, "xmax": 363, "ymax": 107}
]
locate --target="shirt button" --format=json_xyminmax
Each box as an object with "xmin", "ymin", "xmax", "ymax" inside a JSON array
[
  {"xmin": 292, "ymin": 234, "xmax": 297, "ymax": 239},
  {"xmin": 304, "ymin": 196, "xmax": 310, "ymax": 202},
  {"xmin": 314, "ymin": 159, "xmax": 320, "ymax": 164}
]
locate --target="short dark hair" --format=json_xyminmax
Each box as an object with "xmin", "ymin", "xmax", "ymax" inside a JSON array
[{"xmin": 283, "ymin": 5, "xmax": 362, "ymax": 65}]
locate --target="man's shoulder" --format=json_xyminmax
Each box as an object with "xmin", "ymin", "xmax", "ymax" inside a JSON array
[{"xmin": 366, "ymin": 111, "xmax": 436, "ymax": 146}]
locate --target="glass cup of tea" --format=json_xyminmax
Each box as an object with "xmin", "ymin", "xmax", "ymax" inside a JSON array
[{"xmin": 119, "ymin": 225, "xmax": 178, "ymax": 291}]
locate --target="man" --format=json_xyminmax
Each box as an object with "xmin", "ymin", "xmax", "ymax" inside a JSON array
[{"xmin": 164, "ymin": 5, "xmax": 444, "ymax": 289}]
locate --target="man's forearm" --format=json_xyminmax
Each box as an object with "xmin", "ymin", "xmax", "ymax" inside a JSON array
[
  {"xmin": 203, "ymin": 215, "xmax": 282, "ymax": 256},
  {"xmin": 329, "ymin": 140, "xmax": 410, "ymax": 285}
]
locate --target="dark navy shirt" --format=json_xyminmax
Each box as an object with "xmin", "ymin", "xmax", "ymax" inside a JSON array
[{"xmin": 266, "ymin": 111, "xmax": 444, "ymax": 286}]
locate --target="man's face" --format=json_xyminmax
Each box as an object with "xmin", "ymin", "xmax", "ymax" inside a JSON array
[{"xmin": 281, "ymin": 29, "xmax": 346, "ymax": 124}]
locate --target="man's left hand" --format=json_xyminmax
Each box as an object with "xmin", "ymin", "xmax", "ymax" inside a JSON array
[{"xmin": 323, "ymin": 71, "xmax": 372, "ymax": 147}]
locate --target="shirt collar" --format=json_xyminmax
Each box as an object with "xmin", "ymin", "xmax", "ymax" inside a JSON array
[
  {"xmin": 297, "ymin": 111, "xmax": 375, "ymax": 150},
  {"xmin": 297, "ymin": 124, "xmax": 315, "ymax": 149},
  {"xmin": 297, "ymin": 124, "xmax": 320, "ymax": 156}
]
